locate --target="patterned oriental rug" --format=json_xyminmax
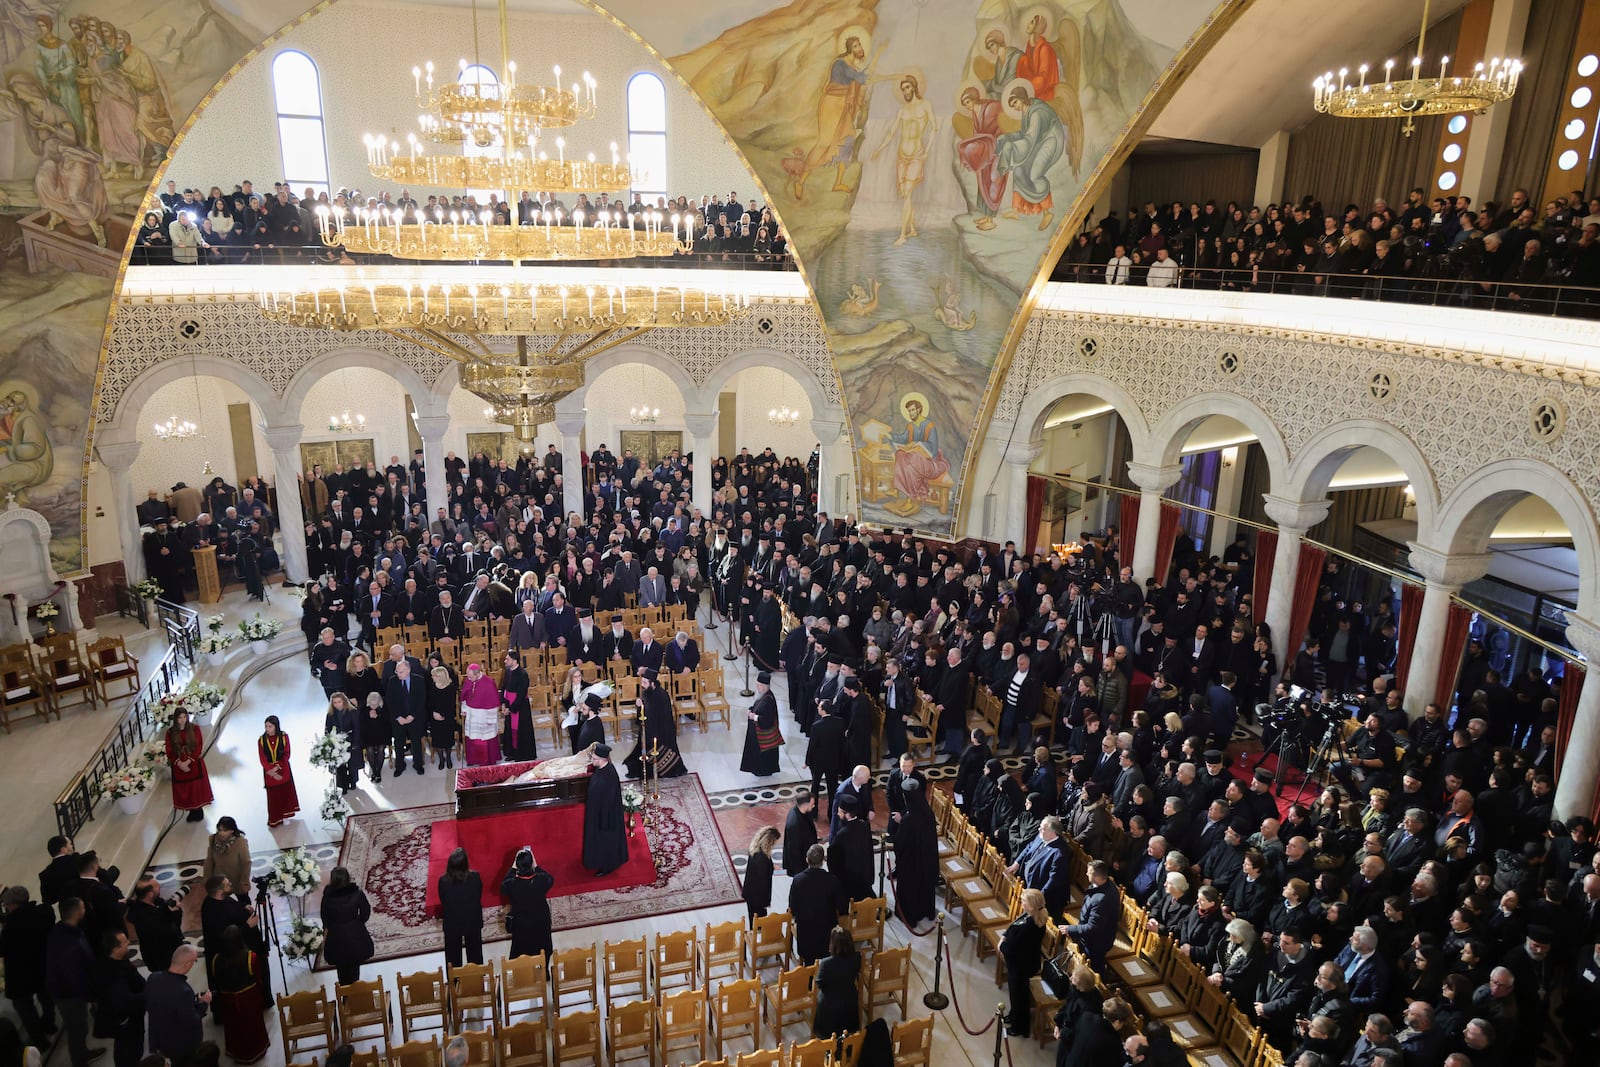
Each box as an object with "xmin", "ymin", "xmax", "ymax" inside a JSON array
[{"xmin": 338, "ymin": 774, "xmax": 741, "ymax": 964}]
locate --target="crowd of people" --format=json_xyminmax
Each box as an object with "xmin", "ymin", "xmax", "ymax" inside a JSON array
[
  {"xmin": 1054, "ymin": 187, "xmax": 1600, "ymax": 314},
  {"xmin": 129, "ymin": 178, "xmax": 798, "ymax": 269}
]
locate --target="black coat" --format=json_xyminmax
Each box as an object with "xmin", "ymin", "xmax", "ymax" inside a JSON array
[
  {"xmin": 145, "ymin": 970, "xmax": 207, "ymax": 1062},
  {"xmin": 813, "ymin": 951, "xmax": 861, "ymax": 1037},
  {"xmin": 125, "ymin": 899, "xmax": 185, "ymax": 974},
  {"xmin": 320, "ymin": 884, "xmax": 374, "ymax": 968},
  {"xmin": 436, "ymin": 872, "xmax": 484, "ymax": 940},
  {"xmin": 806, "ymin": 714, "xmax": 849, "ymax": 774},
  {"xmin": 501, "ymin": 867, "xmax": 555, "ymax": 959},
  {"xmin": 583, "ymin": 763, "xmax": 630, "ymax": 872},
  {"xmin": 790, "ymin": 867, "xmax": 847, "ymax": 962},
  {"xmin": 889, "ymin": 799, "xmax": 939, "ymax": 923},
  {"xmin": 0, "ymin": 900, "xmax": 53, "ymax": 997},
  {"xmin": 827, "ymin": 818, "xmax": 875, "ymax": 901},
  {"xmin": 386, "ymin": 674, "xmax": 426, "ymax": 737},
  {"xmin": 742, "ymin": 852, "xmax": 774, "ymax": 913},
  {"xmin": 783, "ymin": 805, "xmax": 820, "ymax": 877}
]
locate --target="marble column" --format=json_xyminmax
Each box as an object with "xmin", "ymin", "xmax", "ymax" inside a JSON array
[
  {"xmin": 261, "ymin": 425, "xmax": 309, "ymax": 584},
  {"xmin": 412, "ymin": 415, "xmax": 451, "ymax": 532},
  {"xmin": 95, "ymin": 441, "xmax": 144, "ymax": 583},
  {"xmin": 683, "ymin": 411, "xmax": 718, "ymax": 523},
  {"xmin": 810, "ymin": 416, "xmax": 843, "ymax": 518},
  {"xmin": 553, "ymin": 411, "xmax": 587, "ymax": 523},
  {"xmin": 1403, "ymin": 542, "xmax": 1492, "ymax": 715},
  {"xmin": 1554, "ymin": 615, "xmax": 1600, "ymax": 819},
  {"xmin": 1260, "ymin": 494, "xmax": 1332, "ymax": 669},
  {"xmin": 1124, "ymin": 461, "xmax": 1183, "ymax": 582},
  {"xmin": 1003, "ymin": 441, "xmax": 1044, "ymax": 547}
]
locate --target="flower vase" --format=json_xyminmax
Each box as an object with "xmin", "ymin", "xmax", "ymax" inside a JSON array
[
  {"xmin": 116, "ymin": 791, "xmax": 150, "ymax": 815},
  {"xmin": 207, "ymin": 650, "xmax": 227, "ymax": 667},
  {"xmin": 143, "ymin": 598, "xmax": 160, "ymax": 629},
  {"xmin": 43, "ymin": 622, "xmax": 55, "ymax": 638},
  {"xmin": 250, "ymin": 639, "xmax": 270, "ymax": 655},
  {"xmin": 626, "ymin": 811, "xmax": 637, "ymax": 839}
]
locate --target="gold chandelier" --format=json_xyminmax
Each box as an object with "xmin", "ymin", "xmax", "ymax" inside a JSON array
[
  {"xmin": 1312, "ymin": 0, "xmax": 1520, "ymax": 137},
  {"xmin": 314, "ymin": 204, "xmax": 689, "ymax": 263}
]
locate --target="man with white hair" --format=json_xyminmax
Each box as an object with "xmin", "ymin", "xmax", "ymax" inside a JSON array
[{"xmin": 1334, "ymin": 925, "xmax": 1390, "ymax": 1013}]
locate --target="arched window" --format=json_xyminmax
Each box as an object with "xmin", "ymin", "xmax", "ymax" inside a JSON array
[
  {"xmin": 627, "ymin": 72, "xmax": 667, "ymax": 205},
  {"xmin": 271, "ymin": 50, "xmax": 330, "ymax": 201},
  {"xmin": 458, "ymin": 64, "xmax": 501, "ymax": 203}
]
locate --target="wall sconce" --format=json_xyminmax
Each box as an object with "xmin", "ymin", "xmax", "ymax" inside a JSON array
[
  {"xmin": 1403, "ymin": 483, "xmax": 1416, "ymax": 505},
  {"xmin": 1221, "ymin": 446, "xmax": 1238, "ymax": 469}
]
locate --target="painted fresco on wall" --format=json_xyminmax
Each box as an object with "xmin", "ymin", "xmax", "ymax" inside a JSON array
[
  {"xmin": 599, "ymin": 0, "xmax": 1216, "ymax": 536},
  {"xmin": 0, "ymin": 0, "xmax": 298, "ymax": 573}
]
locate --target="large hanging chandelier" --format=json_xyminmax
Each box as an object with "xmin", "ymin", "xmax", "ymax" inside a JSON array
[
  {"xmin": 314, "ymin": 204, "xmax": 688, "ymax": 262},
  {"xmin": 1312, "ymin": 0, "xmax": 1520, "ymax": 138}
]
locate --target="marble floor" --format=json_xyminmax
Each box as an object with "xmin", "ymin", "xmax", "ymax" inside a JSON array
[{"xmin": 8, "ymin": 588, "xmax": 1057, "ymax": 1067}]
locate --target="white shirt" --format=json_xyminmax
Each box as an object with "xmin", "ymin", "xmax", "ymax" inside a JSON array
[
  {"xmin": 1147, "ymin": 258, "xmax": 1179, "ymax": 287},
  {"xmin": 1105, "ymin": 255, "xmax": 1132, "ymax": 284}
]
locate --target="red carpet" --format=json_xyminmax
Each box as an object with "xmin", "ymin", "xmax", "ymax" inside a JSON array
[
  {"xmin": 1229, "ymin": 749, "xmax": 1308, "ymax": 819},
  {"xmin": 425, "ymin": 805, "xmax": 655, "ymax": 915}
]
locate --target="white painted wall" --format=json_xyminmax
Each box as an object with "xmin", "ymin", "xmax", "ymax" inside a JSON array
[
  {"xmin": 295, "ymin": 366, "xmax": 414, "ymax": 471},
  {"xmin": 166, "ymin": 0, "xmax": 753, "ymax": 205},
  {"xmin": 127, "ymin": 377, "xmax": 269, "ymax": 503},
  {"xmin": 583, "ymin": 362, "xmax": 687, "ymax": 447},
  {"xmin": 722, "ymin": 365, "xmax": 814, "ymax": 459},
  {"xmin": 445, "ymin": 384, "xmax": 555, "ymax": 460}
]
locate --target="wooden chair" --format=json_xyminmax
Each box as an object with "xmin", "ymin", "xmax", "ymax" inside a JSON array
[
  {"xmin": 786, "ymin": 1037, "xmax": 831, "ymax": 1067},
  {"xmin": 286, "ymin": 1058, "xmax": 320, "ymax": 1067},
  {"xmin": 701, "ymin": 919, "xmax": 748, "ymax": 984},
  {"xmin": 397, "ymin": 967, "xmax": 449, "ymax": 1040},
  {"xmin": 37, "ymin": 635, "xmax": 96, "ymax": 710},
  {"xmin": 528, "ymin": 685, "xmax": 562, "ymax": 749},
  {"xmin": 606, "ymin": 999, "xmax": 657, "ymax": 1067},
  {"xmin": 975, "ymin": 877, "xmax": 1022, "ymax": 963},
  {"xmin": 950, "ymin": 845, "xmax": 1003, "ymax": 935},
  {"xmin": 552, "ymin": 946, "xmax": 598, "ymax": 1012},
  {"xmin": 654, "ymin": 928, "xmax": 699, "ymax": 999},
  {"xmin": 333, "ymin": 977, "xmax": 391, "ymax": 1052},
  {"xmin": 903, "ymin": 703, "xmax": 937, "ymax": 765},
  {"xmin": 748, "ymin": 912, "xmax": 793, "ymax": 974},
  {"xmin": 761, "ymin": 964, "xmax": 817, "ymax": 1043},
  {"xmin": 698, "ymin": 669, "xmax": 731, "ymax": 730},
  {"xmin": 1188, "ymin": 1004, "xmax": 1257, "ymax": 1067},
  {"xmin": 458, "ymin": 1028, "xmax": 496, "ymax": 1067},
  {"xmin": 612, "ymin": 675, "xmax": 641, "ymax": 737},
  {"xmin": 498, "ymin": 1018, "xmax": 550, "ymax": 1067},
  {"xmin": 683, "ymin": 1061, "xmax": 728, "ymax": 1067},
  {"xmin": 709, "ymin": 978, "xmax": 762, "ymax": 1056},
  {"xmin": 659, "ymin": 987, "xmax": 708, "ymax": 1065},
  {"xmin": 350, "ymin": 1048, "xmax": 382, "ymax": 1067},
  {"xmin": 85, "ymin": 636, "xmax": 140, "ymax": 701},
  {"xmin": 391, "ymin": 1037, "xmax": 442, "ymax": 1067},
  {"xmin": 552, "ymin": 1009, "xmax": 601, "ymax": 1067},
  {"xmin": 847, "ymin": 897, "xmax": 888, "ymax": 955},
  {"xmin": 937, "ymin": 824, "xmax": 981, "ymax": 890},
  {"xmin": 734, "ymin": 1051, "xmax": 780, "ymax": 1067},
  {"xmin": 276, "ymin": 988, "xmax": 336, "ymax": 1062},
  {"xmin": 669, "ymin": 670, "xmax": 703, "ymax": 730},
  {"xmin": 1109, "ymin": 927, "xmax": 1167, "ymax": 990},
  {"xmin": 0, "ymin": 646, "xmax": 53, "ymax": 732},
  {"xmin": 450, "ymin": 962, "xmax": 499, "ymax": 1032},
  {"xmin": 890, "ymin": 1016, "xmax": 934, "ymax": 1067},
  {"xmin": 501, "ymin": 952, "xmax": 551, "ymax": 1027},
  {"xmin": 858, "ymin": 946, "xmax": 911, "ymax": 1020},
  {"xmin": 1133, "ymin": 955, "xmax": 1193, "ymax": 1020},
  {"xmin": 834, "ymin": 1030, "xmax": 864, "ymax": 1067},
  {"xmin": 604, "ymin": 937, "xmax": 650, "ymax": 1007}
]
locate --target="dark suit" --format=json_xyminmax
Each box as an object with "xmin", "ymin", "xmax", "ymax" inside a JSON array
[
  {"xmin": 1332, "ymin": 946, "xmax": 1390, "ymax": 1012},
  {"xmin": 630, "ymin": 639, "xmax": 665, "ymax": 675},
  {"xmin": 386, "ymin": 673, "xmax": 427, "ymax": 770},
  {"xmin": 783, "ymin": 805, "xmax": 819, "ymax": 877},
  {"xmin": 360, "ymin": 592, "xmax": 394, "ymax": 647},
  {"xmin": 1066, "ymin": 880, "xmax": 1121, "ymax": 969},
  {"xmin": 664, "ymin": 639, "xmax": 700, "ymax": 674},
  {"xmin": 509, "ymin": 610, "xmax": 547, "ymax": 650},
  {"xmin": 789, "ymin": 867, "xmax": 846, "ymax": 963},
  {"xmin": 806, "ymin": 715, "xmax": 849, "ymax": 816},
  {"xmin": 1015, "ymin": 835, "xmax": 1071, "ymax": 915},
  {"xmin": 998, "ymin": 668, "xmax": 1044, "ymax": 753}
]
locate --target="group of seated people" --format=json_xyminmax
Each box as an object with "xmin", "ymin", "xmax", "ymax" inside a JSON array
[
  {"xmin": 1053, "ymin": 187, "xmax": 1600, "ymax": 312},
  {"xmin": 135, "ymin": 476, "xmax": 282, "ymax": 602},
  {"xmin": 129, "ymin": 177, "xmax": 796, "ymax": 268}
]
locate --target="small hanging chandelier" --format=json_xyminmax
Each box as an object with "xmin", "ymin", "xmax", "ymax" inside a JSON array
[
  {"xmin": 629, "ymin": 365, "xmax": 658, "ymax": 423},
  {"xmin": 768, "ymin": 379, "xmax": 799, "ymax": 427},
  {"xmin": 328, "ymin": 370, "xmax": 368, "ymax": 433},
  {"xmin": 153, "ymin": 415, "xmax": 198, "ymax": 441}
]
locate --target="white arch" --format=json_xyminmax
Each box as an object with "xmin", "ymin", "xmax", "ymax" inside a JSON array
[
  {"xmin": 1285, "ymin": 419, "xmax": 1441, "ymax": 540},
  {"xmin": 698, "ymin": 347, "xmax": 831, "ymax": 416},
  {"xmin": 1011, "ymin": 371, "xmax": 1153, "ymax": 458},
  {"xmin": 102, "ymin": 355, "xmax": 284, "ymax": 446},
  {"xmin": 1434, "ymin": 457, "xmax": 1600, "ymax": 618},
  {"xmin": 568, "ymin": 343, "xmax": 702, "ymax": 410},
  {"xmin": 282, "ymin": 346, "xmax": 446, "ymax": 422},
  {"xmin": 1150, "ymin": 391, "xmax": 1290, "ymax": 491}
]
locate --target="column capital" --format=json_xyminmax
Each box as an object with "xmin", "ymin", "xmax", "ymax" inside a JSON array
[
  {"xmin": 1405, "ymin": 541, "xmax": 1493, "ymax": 589},
  {"xmin": 1125, "ymin": 461, "xmax": 1183, "ymax": 494},
  {"xmin": 261, "ymin": 424, "xmax": 304, "ymax": 454},
  {"xmin": 809, "ymin": 418, "xmax": 843, "ymax": 442},
  {"xmin": 95, "ymin": 441, "xmax": 141, "ymax": 471},
  {"xmin": 1262, "ymin": 493, "xmax": 1330, "ymax": 532},
  {"xmin": 683, "ymin": 412, "xmax": 718, "ymax": 439},
  {"xmin": 553, "ymin": 411, "xmax": 586, "ymax": 436},
  {"xmin": 412, "ymin": 415, "xmax": 451, "ymax": 440},
  {"xmin": 1002, "ymin": 439, "xmax": 1044, "ymax": 468},
  {"xmin": 1563, "ymin": 615, "xmax": 1600, "ymax": 665}
]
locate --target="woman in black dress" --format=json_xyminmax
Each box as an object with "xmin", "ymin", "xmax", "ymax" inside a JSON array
[
  {"xmin": 323, "ymin": 692, "xmax": 362, "ymax": 793},
  {"xmin": 1000, "ymin": 888, "xmax": 1049, "ymax": 1037},
  {"xmin": 501, "ymin": 847, "xmax": 555, "ymax": 960},
  {"xmin": 741, "ymin": 827, "xmax": 778, "ymax": 925},
  {"xmin": 436, "ymin": 847, "xmax": 484, "ymax": 967},
  {"xmin": 320, "ymin": 866, "xmax": 374, "ymax": 986},
  {"xmin": 812, "ymin": 926, "xmax": 860, "ymax": 1038},
  {"xmin": 427, "ymin": 665, "xmax": 460, "ymax": 769}
]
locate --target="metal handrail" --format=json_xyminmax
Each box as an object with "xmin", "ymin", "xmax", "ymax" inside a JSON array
[{"xmin": 127, "ymin": 247, "xmax": 800, "ymax": 272}]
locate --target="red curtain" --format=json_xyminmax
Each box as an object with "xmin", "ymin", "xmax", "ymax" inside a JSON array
[
  {"xmin": 1119, "ymin": 494, "xmax": 1141, "ymax": 571},
  {"xmin": 1253, "ymin": 529, "xmax": 1278, "ymax": 621},
  {"xmin": 1153, "ymin": 503, "xmax": 1182, "ymax": 584},
  {"xmin": 1284, "ymin": 543, "xmax": 1326, "ymax": 663},
  {"xmin": 1556, "ymin": 664, "xmax": 1586, "ymax": 782},
  {"xmin": 1024, "ymin": 476, "xmax": 1046, "ymax": 556},
  {"xmin": 1393, "ymin": 583, "xmax": 1425, "ymax": 692},
  {"xmin": 1432, "ymin": 603, "xmax": 1473, "ymax": 710}
]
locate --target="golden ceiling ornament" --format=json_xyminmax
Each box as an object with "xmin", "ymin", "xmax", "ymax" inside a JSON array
[{"xmin": 313, "ymin": 204, "xmax": 690, "ymax": 263}]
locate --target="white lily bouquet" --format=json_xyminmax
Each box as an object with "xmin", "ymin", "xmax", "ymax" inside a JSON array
[
  {"xmin": 198, "ymin": 631, "xmax": 234, "ymax": 655},
  {"xmin": 283, "ymin": 917, "xmax": 325, "ymax": 961},
  {"xmin": 621, "ymin": 785, "xmax": 645, "ymax": 814},
  {"xmin": 205, "ymin": 613, "xmax": 227, "ymax": 634},
  {"xmin": 34, "ymin": 601, "xmax": 58, "ymax": 621},
  {"xmin": 100, "ymin": 764, "xmax": 156, "ymax": 798},
  {"xmin": 135, "ymin": 739, "xmax": 167, "ymax": 772},
  {"xmin": 238, "ymin": 614, "xmax": 284, "ymax": 642},
  {"xmin": 269, "ymin": 846, "xmax": 321, "ymax": 898},
  {"xmin": 133, "ymin": 578, "xmax": 164, "ymax": 600},
  {"xmin": 319, "ymin": 785, "xmax": 352, "ymax": 826},
  {"xmin": 184, "ymin": 682, "xmax": 228, "ymax": 714},
  {"xmin": 309, "ymin": 731, "xmax": 352, "ymax": 771}
]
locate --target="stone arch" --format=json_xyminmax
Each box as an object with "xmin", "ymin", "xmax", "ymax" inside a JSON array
[
  {"xmin": 1011, "ymin": 371, "xmax": 1154, "ymax": 458},
  {"xmin": 282, "ymin": 347, "xmax": 446, "ymax": 422},
  {"xmin": 565, "ymin": 343, "xmax": 703, "ymax": 410},
  {"xmin": 698, "ymin": 348, "xmax": 830, "ymax": 416},
  {"xmin": 1285, "ymin": 419, "xmax": 1440, "ymax": 540},
  {"xmin": 1150, "ymin": 391, "xmax": 1290, "ymax": 492},
  {"xmin": 101, "ymin": 356, "xmax": 283, "ymax": 446},
  {"xmin": 1434, "ymin": 458, "xmax": 1600, "ymax": 619}
]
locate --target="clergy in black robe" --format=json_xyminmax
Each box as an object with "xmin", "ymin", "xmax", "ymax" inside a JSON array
[
  {"xmin": 783, "ymin": 793, "xmax": 820, "ymax": 876},
  {"xmin": 499, "ymin": 652, "xmax": 536, "ymax": 760},
  {"xmin": 573, "ymin": 692, "xmax": 606, "ymax": 755},
  {"xmin": 142, "ymin": 520, "xmax": 187, "ymax": 602},
  {"xmin": 740, "ymin": 672, "xmax": 783, "ymax": 777},
  {"xmin": 781, "ymin": 622, "xmax": 812, "ymax": 714},
  {"xmin": 624, "ymin": 669, "xmax": 686, "ymax": 779},
  {"xmin": 827, "ymin": 796, "xmax": 876, "ymax": 901},
  {"xmin": 582, "ymin": 745, "xmax": 629, "ymax": 876},
  {"xmin": 840, "ymin": 677, "xmax": 876, "ymax": 768},
  {"xmin": 888, "ymin": 778, "xmax": 939, "ymax": 930},
  {"xmin": 750, "ymin": 587, "xmax": 783, "ymax": 670}
]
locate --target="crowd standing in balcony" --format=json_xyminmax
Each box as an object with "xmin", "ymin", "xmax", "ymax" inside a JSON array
[{"xmin": 129, "ymin": 177, "xmax": 796, "ymax": 268}]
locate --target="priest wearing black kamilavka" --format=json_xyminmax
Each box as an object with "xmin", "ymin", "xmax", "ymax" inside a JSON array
[
  {"xmin": 574, "ymin": 692, "xmax": 606, "ymax": 754},
  {"xmin": 741, "ymin": 671, "xmax": 783, "ymax": 777},
  {"xmin": 750, "ymin": 585, "xmax": 783, "ymax": 670},
  {"xmin": 625, "ymin": 667, "xmax": 686, "ymax": 779},
  {"xmin": 887, "ymin": 777, "xmax": 939, "ymax": 934},
  {"xmin": 583, "ymin": 744, "xmax": 628, "ymax": 877}
]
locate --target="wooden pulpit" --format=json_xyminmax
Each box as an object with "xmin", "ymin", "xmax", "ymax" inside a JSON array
[{"xmin": 193, "ymin": 545, "xmax": 221, "ymax": 605}]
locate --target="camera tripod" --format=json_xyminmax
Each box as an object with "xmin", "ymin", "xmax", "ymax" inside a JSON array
[
  {"xmin": 1290, "ymin": 718, "xmax": 1351, "ymax": 808},
  {"xmin": 253, "ymin": 880, "xmax": 290, "ymax": 995}
]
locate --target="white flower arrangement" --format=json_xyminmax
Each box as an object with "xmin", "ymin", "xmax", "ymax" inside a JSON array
[
  {"xmin": 135, "ymin": 739, "xmax": 167, "ymax": 772},
  {"xmin": 34, "ymin": 601, "xmax": 58, "ymax": 620},
  {"xmin": 282, "ymin": 917, "xmax": 326, "ymax": 961},
  {"xmin": 621, "ymin": 785, "xmax": 645, "ymax": 814},
  {"xmin": 319, "ymin": 785, "xmax": 352, "ymax": 826},
  {"xmin": 205, "ymin": 613, "xmax": 228, "ymax": 634},
  {"xmin": 100, "ymin": 763, "xmax": 156, "ymax": 798},
  {"xmin": 185, "ymin": 682, "xmax": 228, "ymax": 713},
  {"xmin": 309, "ymin": 731, "xmax": 352, "ymax": 772},
  {"xmin": 198, "ymin": 632, "xmax": 235, "ymax": 655},
  {"xmin": 133, "ymin": 578, "xmax": 164, "ymax": 600},
  {"xmin": 269, "ymin": 846, "xmax": 321, "ymax": 898},
  {"xmin": 238, "ymin": 614, "xmax": 284, "ymax": 642}
]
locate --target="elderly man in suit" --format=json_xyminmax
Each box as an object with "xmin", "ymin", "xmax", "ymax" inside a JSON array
[
  {"xmin": 386, "ymin": 658, "xmax": 427, "ymax": 776},
  {"xmin": 1009, "ymin": 815, "xmax": 1071, "ymax": 916},
  {"xmin": 1333, "ymin": 925, "xmax": 1391, "ymax": 1013},
  {"xmin": 509, "ymin": 599, "xmax": 548, "ymax": 651},
  {"xmin": 665, "ymin": 630, "xmax": 700, "ymax": 674},
  {"xmin": 638, "ymin": 565, "xmax": 667, "ymax": 608}
]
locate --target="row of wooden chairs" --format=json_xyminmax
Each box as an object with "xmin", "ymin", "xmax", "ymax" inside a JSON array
[
  {"xmin": 372, "ymin": 604, "xmax": 695, "ymax": 660},
  {"xmin": 0, "ymin": 634, "xmax": 141, "ymax": 731}
]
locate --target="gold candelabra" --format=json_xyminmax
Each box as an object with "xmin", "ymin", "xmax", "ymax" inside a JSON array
[{"xmin": 313, "ymin": 204, "xmax": 691, "ymax": 263}]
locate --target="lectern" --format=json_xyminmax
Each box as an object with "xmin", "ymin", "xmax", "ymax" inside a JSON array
[{"xmin": 193, "ymin": 545, "xmax": 221, "ymax": 604}]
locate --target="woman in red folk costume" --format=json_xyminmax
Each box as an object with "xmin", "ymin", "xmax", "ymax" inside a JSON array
[
  {"xmin": 259, "ymin": 715, "xmax": 300, "ymax": 827},
  {"xmin": 165, "ymin": 706, "xmax": 213, "ymax": 822}
]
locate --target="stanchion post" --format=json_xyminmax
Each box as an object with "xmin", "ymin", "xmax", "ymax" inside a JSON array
[
  {"xmin": 739, "ymin": 643, "xmax": 755, "ymax": 697},
  {"xmin": 992, "ymin": 1004, "xmax": 1006, "ymax": 1067},
  {"xmin": 723, "ymin": 612, "xmax": 740, "ymax": 659},
  {"xmin": 877, "ymin": 833, "xmax": 888, "ymax": 899},
  {"xmin": 923, "ymin": 913, "xmax": 950, "ymax": 1009}
]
